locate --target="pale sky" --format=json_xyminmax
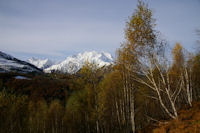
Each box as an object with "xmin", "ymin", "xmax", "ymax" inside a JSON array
[{"xmin": 0, "ymin": 0, "xmax": 200, "ymax": 60}]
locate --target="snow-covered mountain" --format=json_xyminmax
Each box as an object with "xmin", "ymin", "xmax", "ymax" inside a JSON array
[
  {"xmin": 44, "ymin": 51, "xmax": 113, "ymax": 74},
  {"xmin": 27, "ymin": 58, "xmax": 54, "ymax": 69},
  {"xmin": 0, "ymin": 51, "xmax": 113, "ymax": 74},
  {"xmin": 0, "ymin": 51, "xmax": 42, "ymax": 73}
]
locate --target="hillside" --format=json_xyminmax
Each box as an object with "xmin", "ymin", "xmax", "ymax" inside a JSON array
[
  {"xmin": 152, "ymin": 102, "xmax": 200, "ymax": 133},
  {"xmin": 0, "ymin": 51, "xmax": 42, "ymax": 73}
]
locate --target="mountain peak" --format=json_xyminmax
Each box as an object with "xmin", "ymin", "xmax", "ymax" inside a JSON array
[
  {"xmin": 43, "ymin": 51, "xmax": 113, "ymax": 74},
  {"xmin": 27, "ymin": 58, "xmax": 54, "ymax": 69}
]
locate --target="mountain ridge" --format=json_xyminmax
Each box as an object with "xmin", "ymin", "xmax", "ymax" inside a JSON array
[
  {"xmin": 28, "ymin": 51, "xmax": 114, "ymax": 74},
  {"xmin": 0, "ymin": 51, "xmax": 42, "ymax": 73},
  {"xmin": 27, "ymin": 57, "xmax": 54, "ymax": 69},
  {"xmin": 0, "ymin": 51, "xmax": 113, "ymax": 74}
]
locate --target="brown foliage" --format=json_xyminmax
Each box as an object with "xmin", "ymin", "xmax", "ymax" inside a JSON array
[{"xmin": 152, "ymin": 102, "xmax": 200, "ymax": 133}]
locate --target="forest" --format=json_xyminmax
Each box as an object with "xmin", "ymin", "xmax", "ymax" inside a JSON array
[{"xmin": 0, "ymin": 1, "xmax": 200, "ymax": 133}]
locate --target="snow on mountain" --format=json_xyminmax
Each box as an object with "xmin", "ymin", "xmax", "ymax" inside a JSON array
[
  {"xmin": 0, "ymin": 51, "xmax": 113, "ymax": 74},
  {"xmin": 44, "ymin": 51, "xmax": 113, "ymax": 74},
  {"xmin": 0, "ymin": 51, "xmax": 42, "ymax": 73},
  {"xmin": 15, "ymin": 76, "xmax": 31, "ymax": 80},
  {"xmin": 27, "ymin": 58, "xmax": 54, "ymax": 69}
]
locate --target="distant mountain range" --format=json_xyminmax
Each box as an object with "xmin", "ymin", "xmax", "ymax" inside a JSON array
[
  {"xmin": 27, "ymin": 51, "xmax": 114, "ymax": 74},
  {"xmin": 0, "ymin": 51, "xmax": 42, "ymax": 73},
  {"xmin": 0, "ymin": 51, "xmax": 113, "ymax": 74}
]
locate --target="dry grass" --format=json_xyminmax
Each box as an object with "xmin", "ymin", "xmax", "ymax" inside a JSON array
[{"xmin": 152, "ymin": 102, "xmax": 200, "ymax": 133}]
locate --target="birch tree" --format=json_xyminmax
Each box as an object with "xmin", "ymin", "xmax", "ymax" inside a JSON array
[
  {"xmin": 172, "ymin": 43, "xmax": 193, "ymax": 107},
  {"xmin": 116, "ymin": 0, "xmax": 157, "ymax": 132},
  {"xmin": 133, "ymin": 52, "xmax": 179, "ymax": 119}
]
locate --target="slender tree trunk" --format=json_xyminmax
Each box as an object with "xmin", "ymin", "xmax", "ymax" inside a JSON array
[{"xmin": 130, "ymin": 91, "xmax": 135, "ymax": 133}]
